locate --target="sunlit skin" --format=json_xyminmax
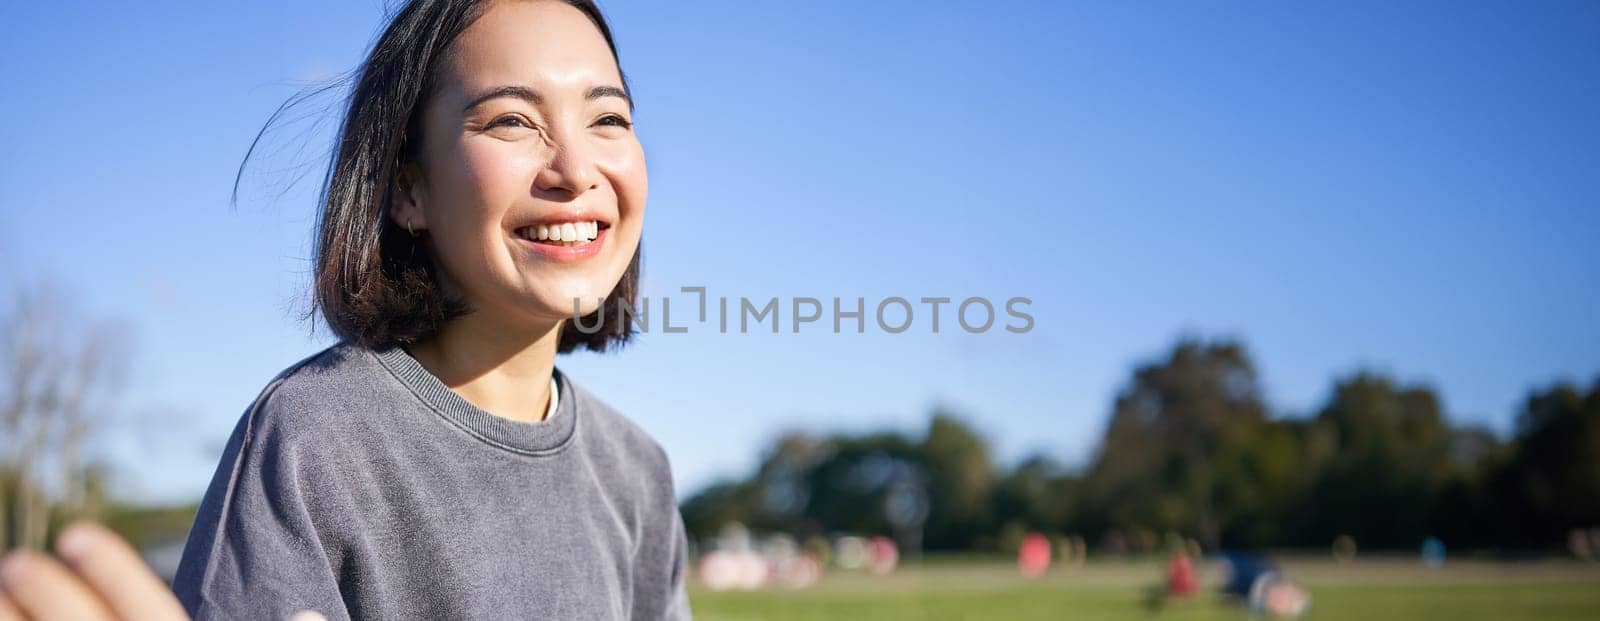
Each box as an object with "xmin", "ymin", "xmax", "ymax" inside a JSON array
[
  {"xmin": 389, "ymin": 0, "xmax": 647, "ymax": 423},
  {"xmin": 0, "ymin": 522, "xmax": 189, "ymax": 621}
]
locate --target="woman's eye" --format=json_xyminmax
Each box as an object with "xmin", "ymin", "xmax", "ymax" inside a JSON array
[
  {"xmin": 596, "ymin": 114, "xmax": 633, "ymax": 129},
  {"xmin": 488, "ymin": 116, "xmax": 532, "ymax": 129}
]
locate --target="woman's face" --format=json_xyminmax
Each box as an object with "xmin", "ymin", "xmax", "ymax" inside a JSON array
[{"xmin": 393, "ymin": 0, "xmax": 645, "ymax": 328}]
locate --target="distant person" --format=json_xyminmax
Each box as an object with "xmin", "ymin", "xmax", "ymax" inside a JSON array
[
  {"xmin": 167, "ymin": 1, "xmax": 683, "ymax": 619},
  {"xmin": 1216, "ymin": 551, "xmax": 1309, "ymax": 619},
  {"xmin": 1141, "ymin": 549, "xmax": 1199, "ymax": 610},
  {"xmin": 1166, "ymin": 551, "xmax": 1199, "ymax": 597},
  {"xmin": 1216, "ymin": 550, "xmax": 1274, "ymax": 600}
]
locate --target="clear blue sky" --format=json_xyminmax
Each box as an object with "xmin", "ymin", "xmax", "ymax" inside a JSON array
[{"xmin": 2, "ymin": 1, "xmax": 1596, "ymax": 503}]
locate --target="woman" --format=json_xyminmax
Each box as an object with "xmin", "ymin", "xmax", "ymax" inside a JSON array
[{"xmin": 1, "ymin": 1, "xmax": 688, "ymax": 619}]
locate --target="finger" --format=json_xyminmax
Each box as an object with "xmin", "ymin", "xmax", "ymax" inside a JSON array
[
  {"xmin": 55, "ymin": 522, "xmax": 188, "ymax": 621},
  {"xmin": 0, "ymin": 592, "xmax": 25, "ymax": 621},
  {"xmin": 0, "ymin": 549, "xmax": 115, "ymax": 621}
]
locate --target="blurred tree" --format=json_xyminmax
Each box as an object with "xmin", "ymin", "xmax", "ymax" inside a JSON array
[
  {"xmin": 992, "ymin": 454, "xmax": 1070, "ymax": 532},
  {"xmin": 676, "ymin": 337, "xmax": 1600, "ymax": 554},
  {"xmin": 1210, "ymin": 418, "xmax": 1305, "ymax": 548},
  {"xmin": 917, "ymin": 413, "xmax": 994, "ymax": 550},
  {"xmin": 1079, "ymin": 339, "xmax": 1267, "ymax": 548},
  {"xmin": 678, "ymin": 416, "xmax": 994, "ymax": 553},
  {"xmin": 800, "ymin": 432, "xmax": 922, "ymax": 540},
  {"xmin": 1425, "ymin": 425, "xmax": 1505, "ymax": 547},
  {"xmin": 1, "ymin": 279, "xmax": 130, "ymax": 550},
  {"xmin": 1490, "ymin": 380, "xmax": 1600, "ymax": 545},
  {"xmin": 1298, "ymin": 373, "xmax": 1453, "ymax": 547},
  {"xmin": 679, "ymin": 479, "xmax": 759, "ymax": 543}
]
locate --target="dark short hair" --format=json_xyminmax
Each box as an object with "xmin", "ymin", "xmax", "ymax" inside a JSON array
[{"xmin": 239, "ymin": 0, "xmax": 639, "ymax": 353}]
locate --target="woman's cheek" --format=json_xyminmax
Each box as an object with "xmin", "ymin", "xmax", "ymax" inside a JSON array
[
  {"xmin": 458, "ymin": 139, "xmax": 537, "ymax": 214},
  {"xmin": 618, "ymin": 142, "xmax": 648, "ymax": 193},
  {"xmin": 601, "ymin": 144, "xmax": 648, "ymax": 218}
]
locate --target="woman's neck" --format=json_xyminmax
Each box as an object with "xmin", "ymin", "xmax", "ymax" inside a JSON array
[{"xmin": 405, "ymin": 314, "xmax": 562, "ymax": 424}]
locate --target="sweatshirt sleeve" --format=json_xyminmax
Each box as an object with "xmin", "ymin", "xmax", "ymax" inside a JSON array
[
  {"xmin": 173, "ymin": 386, "xmax": 351, "ymax": 621},
  {"xmin": 645, "ymin": 451, "xmax": 694, "ymax": 621},
  {"xmin": 663, "ymin": 507, "xmax": 694, "ymax": 620}
]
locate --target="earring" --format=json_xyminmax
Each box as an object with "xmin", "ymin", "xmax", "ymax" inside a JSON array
[{"xmin": 407, "ymin": 217, "xmax": 417, "ymax": 237}]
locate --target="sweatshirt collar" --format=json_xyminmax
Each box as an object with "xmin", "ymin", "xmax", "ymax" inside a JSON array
[{"xmin": 370, "ymin": 344, "xmax": 578, "ymax": 456}]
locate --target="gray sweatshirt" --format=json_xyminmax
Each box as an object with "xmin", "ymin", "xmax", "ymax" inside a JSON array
[{"xmin": 173, "ymin": 342, "xmax": 692, "ymax": 620}]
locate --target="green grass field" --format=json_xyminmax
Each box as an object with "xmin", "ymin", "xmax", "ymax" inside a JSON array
[{"xmin": 689, "ymin": 557, "xmax": 1600, "ymax": 620}]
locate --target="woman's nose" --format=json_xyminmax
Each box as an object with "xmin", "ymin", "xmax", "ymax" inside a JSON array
[{"xmin": 533, "ymin": 131, "xmax": 600, "ymax": 198}]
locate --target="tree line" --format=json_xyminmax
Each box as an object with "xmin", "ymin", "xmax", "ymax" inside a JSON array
[{"xmin": 681, "ymin": 339, "xmax": 1600, "ymax": 553}]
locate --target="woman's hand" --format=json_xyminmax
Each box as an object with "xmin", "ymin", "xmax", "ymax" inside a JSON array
[{"xmin": 0, "ymin": 521, "xmax": 188, "ymax": 621}]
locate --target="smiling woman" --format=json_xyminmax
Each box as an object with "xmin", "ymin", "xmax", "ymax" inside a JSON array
[
  {"xmin": 315, "ymin": 0, "xmax": 644, "ymax": 358},
  {"xmin": 142, "ymin": 1, "xmax": 687, "ymax": 618},
  {"xmin": 148, "ymin": 0, "xmax": 683, "ymax": 619}
]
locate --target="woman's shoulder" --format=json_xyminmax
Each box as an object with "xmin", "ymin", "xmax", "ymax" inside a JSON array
[
  {"xmin": 561, "ymin": 373, "xmax": 673, "ymax": 473},
  {"xmin": 238, "ymin": 341, "xmax": 394, "ymax": 440}
]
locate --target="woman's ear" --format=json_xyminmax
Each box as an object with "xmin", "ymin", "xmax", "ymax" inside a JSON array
[{"xmin": 389, "ymin": 162, "xmax": 429, "ymax": 233}]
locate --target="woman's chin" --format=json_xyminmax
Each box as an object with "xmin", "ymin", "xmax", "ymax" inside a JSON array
[{"xmin": 520, "ymin": 290, "xmax": 607, "ymax": 320}]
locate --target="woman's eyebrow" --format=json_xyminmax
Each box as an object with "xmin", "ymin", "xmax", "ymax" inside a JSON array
[
  {"xmin": 586, "ymin": 85, "xmax": 631, "ymax": 108},
  {"xmin": 462, "ymin": 84, "xmax": 632, "ymax": 113}
]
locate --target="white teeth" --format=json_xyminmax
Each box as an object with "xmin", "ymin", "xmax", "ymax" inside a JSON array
[{"xmin": 522, "ymin": 221, "xmax": 601, "ymax": 245}]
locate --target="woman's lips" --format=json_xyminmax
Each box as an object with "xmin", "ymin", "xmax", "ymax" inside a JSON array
[{"xmin": 511, "ymin": 223, "xmax": 608, "ymax": 261}]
